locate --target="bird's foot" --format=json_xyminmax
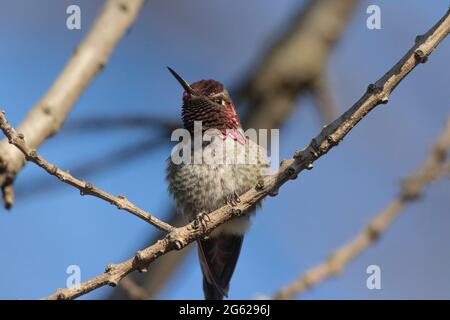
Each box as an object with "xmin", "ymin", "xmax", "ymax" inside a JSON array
[
  {"xmin": 226, "ymin": 192, "xmax": 241, "ymax": 207},
  {"xmin": 195, "ymin": 211, "xmax": 211, "ymax": 231}
]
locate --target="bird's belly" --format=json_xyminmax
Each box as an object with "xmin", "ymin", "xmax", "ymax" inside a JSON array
[
  {"xmin": 167, "ymin": 162, "xmax": 260, "ymax": 236},
  {"xmin": 167, "ymin": 135, "xmax": 268, "ymax": 236},
  {"xmin": 168, "ymin": 163, "xmax": 251, "ymax": 216}
]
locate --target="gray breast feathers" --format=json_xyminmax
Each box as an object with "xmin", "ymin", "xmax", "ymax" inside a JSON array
[{"xmin": 166, "ymin": 134, "xmax": 268, "ymax": 235}]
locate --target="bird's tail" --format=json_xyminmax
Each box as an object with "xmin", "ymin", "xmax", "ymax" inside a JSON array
[{"xmin": 197, "ymin": 234, "xmax": 244, "ymax": 300}]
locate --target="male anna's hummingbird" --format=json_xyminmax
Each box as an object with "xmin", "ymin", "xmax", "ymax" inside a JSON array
[{"xmin": 166, "ymin": 67, "xmax": 268, "ymax": 300}]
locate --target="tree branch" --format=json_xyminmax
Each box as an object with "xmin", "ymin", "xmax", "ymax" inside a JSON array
[
  {"xmin": 0, "ymin": 0, "xmax": 145, "ymax": 209},
  {"xmin": 20, "ymin": 8, "xmax": 447, "ymax": 299},
  {"xmin": 273, "ymin": 117, "xmax": 450, "ymax": 299},
  {"xmin": 0, "ymin": 112, "xmax": 173, "ymax": 233}
]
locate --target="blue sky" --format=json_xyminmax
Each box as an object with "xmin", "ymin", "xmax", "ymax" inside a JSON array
[{"xmin": 0, "ymin": 0, "xmax": 449, "ymax": 299}]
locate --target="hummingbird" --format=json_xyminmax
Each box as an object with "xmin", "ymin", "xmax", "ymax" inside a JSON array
[{"xmin": 166, "ymin": 67, "xmax": 268, "ymax": 300}]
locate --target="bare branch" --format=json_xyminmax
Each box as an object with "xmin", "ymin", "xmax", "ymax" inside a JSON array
[
  {"xmin": 0, "ymin": 0, "xmax": 145, "ymax": 209},
  {"xmin": 273, "ymin": 118, "xmax": 450, "ymax": 299},
  {"xmin": 25, "ymin": 8, "xmax": 448, "ymax": 299},
  {"xmin": 0, "ymin": 113, "xmax": 173, "ymax": 233}
]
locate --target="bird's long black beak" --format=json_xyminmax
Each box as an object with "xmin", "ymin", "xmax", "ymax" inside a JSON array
[{"xmin": 167, "ymin": 67, "xmax": 196, "ymax": 95}]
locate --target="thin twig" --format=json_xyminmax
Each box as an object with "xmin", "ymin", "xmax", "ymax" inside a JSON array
[
  {"xmin": 0, "ymin": 113, "xmax": 173, "ymax": 233},
  {"xmin": 0, "ymin": 0, "xmax": 145, "ymax": 209},
  {"xmin": 27, "ymin": 9, "xmax": 450, "ymax": 300},
  {"xmin": 273, "ymin": 118, "xmax": 450, "ymax": 299}
]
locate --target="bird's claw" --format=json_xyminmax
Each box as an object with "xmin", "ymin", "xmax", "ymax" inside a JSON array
[
  {"xmin": 195, "ymin": 211, "xmax": 211, "ymax": 231},
  {"xmin": 226, "ymin": 192, "xmax": 241, "ymax": 207}
]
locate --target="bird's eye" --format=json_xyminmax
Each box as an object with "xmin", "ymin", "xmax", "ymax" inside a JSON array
[{"xmin": 214, "ymin": 98, "xmax": 224, "ymax": 105}]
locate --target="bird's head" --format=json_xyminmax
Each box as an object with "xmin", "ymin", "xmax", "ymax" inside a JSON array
[{"xmin": 168, "ymin": 67, "xmax": 240, "ymax": 134}]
